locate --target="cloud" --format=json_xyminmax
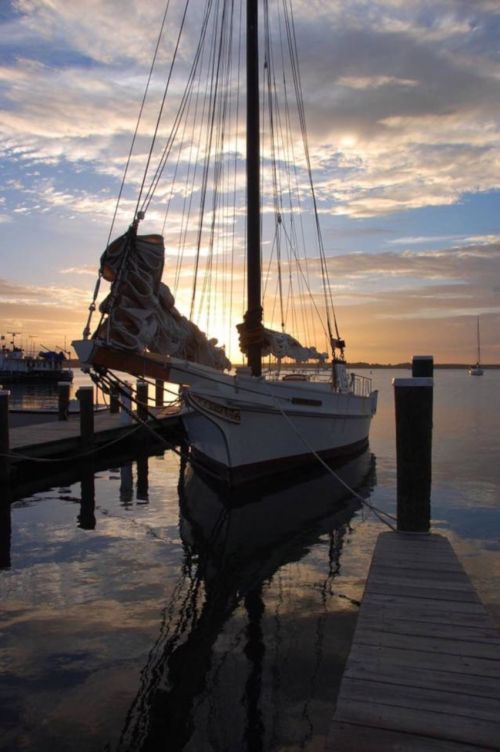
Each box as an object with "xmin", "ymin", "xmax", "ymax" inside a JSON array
[{"xmin": 0, "ymin": 0, "xmax": 499, "ymax": 221}]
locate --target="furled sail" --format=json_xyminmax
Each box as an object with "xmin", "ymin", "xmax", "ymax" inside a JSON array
[
  {"xmin": 262, "ymin": 331, "xmax": 328, "ymax": 363},
  {"xmin": 97, "ymin": 232, "xmax": 231, "ymax": 371},
  {"xmin": 237, "ymin": 315, "xmax": 327, "ymax": 364}
]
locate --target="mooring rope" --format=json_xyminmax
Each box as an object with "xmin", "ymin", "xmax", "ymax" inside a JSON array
[{"xmin": 266, "ymin": 389, "xmax": 397, "ymax": 531}]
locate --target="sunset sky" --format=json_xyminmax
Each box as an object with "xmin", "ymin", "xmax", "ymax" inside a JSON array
[{"xmin": 1, "ymin": 0, "xmax": 500, "ymax": 364}]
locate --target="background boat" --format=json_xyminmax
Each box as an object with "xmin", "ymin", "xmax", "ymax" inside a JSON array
[
  {"xmin": 0, "ymin": 342, "xmax": 72, "ymax": 384},
  {"xmin": 468, "ymin": 316, "xmax": 484, "ymax": 375}
]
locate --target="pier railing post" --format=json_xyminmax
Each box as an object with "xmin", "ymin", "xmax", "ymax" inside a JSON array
[
  {"xmin": 394, "ymin": 356, "xmax": 433, "ymax": 532},
  {"xmin": 58, "ymin": 381, "xmax": 71, "ymax": 421},
  {"xmin": 0, "ymin": 390, "xmax": 10, "ymax": 484},
  {"xmin": 136, "ymin": 380, "xmax": 148, "ymax": 422},
  {"xmin": 76, "ymin": 386, "xmax": 94, "ymax": 450},
  {"xmin": 155, "ymin": 379, "xmax": 164, "ymax": 408}
]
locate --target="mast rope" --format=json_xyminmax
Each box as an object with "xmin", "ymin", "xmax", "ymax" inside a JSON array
[
  {"xmin": 136, "ymin": 0, "xmax": 191, "ymax": 219},
  {"xmin": 81, "ymin": 0, "xmax": 173, "ymax": 339}
]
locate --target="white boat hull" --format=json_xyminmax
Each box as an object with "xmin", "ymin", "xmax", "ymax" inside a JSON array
[
  {"xmin": 71, "ymin": 340, "xmax": 377, "ymax": 484},
  {"xmin": 182, "ymin": 378, "xmax": 377, "ymax": 484}
]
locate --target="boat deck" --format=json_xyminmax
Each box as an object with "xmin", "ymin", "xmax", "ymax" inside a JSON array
[{"xmin": 328, "ymin": 531, "xmax": 500, "ymax": 751}]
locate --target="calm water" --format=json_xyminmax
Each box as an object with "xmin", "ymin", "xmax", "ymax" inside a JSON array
[{"xmin": 1, "ymin": 369, "xmax": 499, "ymax": 751}]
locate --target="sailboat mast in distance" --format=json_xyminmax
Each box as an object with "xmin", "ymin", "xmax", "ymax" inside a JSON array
[
  {"xmin": 469, "ymin": 316, "xmax": 484, "ymax": 375},
  {"xmin": 246, "ymin": 0, "xmax": 262, "ymax": 377}
]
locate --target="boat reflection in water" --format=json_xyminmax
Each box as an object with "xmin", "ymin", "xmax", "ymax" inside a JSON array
[{"xmin": 117, "ymin": 450, "xmax": 375, "ymax": 752}]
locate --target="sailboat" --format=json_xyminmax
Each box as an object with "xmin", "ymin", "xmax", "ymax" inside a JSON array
[
  {"xmin": 73, "ymin": 0, "xmax": 378, "ymax": 485},
  {"xmin": 468, "ymin": 317, "xmax": 483, "ymax": 376}
]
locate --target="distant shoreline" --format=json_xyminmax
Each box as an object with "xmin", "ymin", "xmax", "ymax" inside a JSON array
[{"xmin": 66, "ymin": 358, "xmax": 500, "ymax": 370}]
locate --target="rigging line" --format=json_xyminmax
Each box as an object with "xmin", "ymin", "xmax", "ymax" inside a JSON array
[
  {"xmin": 83, "ymin": 1, "xmax": 173, "ymax": 339},
  {"xmin": 174, "ymin": 36, "xmax": 207, "ymax": 296},
  {"xmin": 136, "ymin": 0, "xmax": 190, "ymax": 219},
  {"xmin": 262, "ymin": 231, "xmax": 278, "ymax": 301},
  {"xmin": 283, "ymin": 0, "xmax": 339, "ymax": 344},
  {"xmin": 278, "ymin": 222, "xmax": 329, "ymax": 340},
  {"xmin": 93, "ymin": 371, "xmax": 185, "ymax": 458},
  {"xmin": 228, "ymin": 0, "xmax": 243, "ymax": 351},
  {"xmin": 266, "ymin": 387, "xmax": 396, "ymax": 529},
  {"xmin": 190, "ymin": 0, "xmax": 225, "ymax": 321},
  {"xmin": 159, "ymin": 63, "xmax": 196, "ymax": 239},
  {"xmin": 214, "ymin": 2, "xmax": 237, "ymax": 338},
  {"xmin": 275, "ymin": 0, "xmax": 324, "ymax": 346},
  {"xmin": 109, "ymin": 0, "xmax": 172, "ymax": 241},
  {"xmin": 199, "ymin": 0, "xmax": 234, "ymax": 333},
  {"xmin": 142, "ymin": 0, "xmax": 215, "ymax": 215},
  {"xmin": 264, "ymin": 0, "xmax": 285, "ymax": 332}
]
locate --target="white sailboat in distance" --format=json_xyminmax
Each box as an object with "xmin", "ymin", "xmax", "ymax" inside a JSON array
[
  {"xmin": 73, "ymin": 0, "xmax": 378, "ymax": 485},
  {"xmin": 469, "ymin": 316, "xmax": 484, "ymax": 376}
]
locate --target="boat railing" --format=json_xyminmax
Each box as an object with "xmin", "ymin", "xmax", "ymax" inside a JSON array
[{"xmin": 350, "ymin": 372, "xmax": 373, "ymax": 397}]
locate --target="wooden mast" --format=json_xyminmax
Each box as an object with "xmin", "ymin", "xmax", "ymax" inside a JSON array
[{"xmin": 246, "ymin": 0, "xmax": 262, "ymax": 377}]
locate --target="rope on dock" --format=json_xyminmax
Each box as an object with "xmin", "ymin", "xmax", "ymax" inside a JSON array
[{"xmin": 1, "ymin": 423, "xmax": 142, "ymax": 463}]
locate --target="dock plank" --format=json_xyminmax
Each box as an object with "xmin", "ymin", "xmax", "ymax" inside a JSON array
[
  {"xmin": 328, "ymin": 531, "xmax": 500, "ymax": 751},
  {"xmin": 344, "ymin": 661, "xmax": 500, "ymax": 700},
  {"xmin": 330, "ymin": 722, "xmax": 482, "ymax": 751}
]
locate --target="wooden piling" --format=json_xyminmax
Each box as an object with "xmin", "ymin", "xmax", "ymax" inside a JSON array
[
  {"xmin": 394, "ymin": 375, "xmax": 433, "ymax": 532},
  {"xmin": 58, "ymin": 381, "xmax": 71, "ymax": 421},
  {"xmin": 78, "ymin": 463, "xmax": 96, "ymax": 530},
  {"xmin": 0, "ymin": 390, "xmax": 10, "ymax": 484},
  {"xmin": 109, "ymin": 384, "xmax": 120, "ymax": 414},
  {"xmin": 155, "ymin": 379, "xmax": 164, "ymax": 408},
  {"xmin": 412, "ymin": 354, "xmax": 434, "ymax": 377},
  {"xmin": 120, "ymin": 382, "xmax": 133, "ymax": 425},
  {"xmin": 136, "ymin": 380, "xmax": 149, "ymax": 422},
  {"xmin": 76, "ymin": 386, "xmax": 94, "ymax": 449},
  {"xmin": 137, "ymin": 455, "xmax": 149, "ymax": 502}
]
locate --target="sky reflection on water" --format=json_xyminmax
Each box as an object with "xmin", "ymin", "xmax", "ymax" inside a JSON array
[{"xmin": 1, "ymin": 368, "xmax": 499, "ymax": 751}]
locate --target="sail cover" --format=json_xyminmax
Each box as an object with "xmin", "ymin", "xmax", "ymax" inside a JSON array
[
  {"xmin": 237, "ymin": 313, "xmax": 327, "ymax": 364},
  {"xmin": 262, "ymin": 330, "xmax": 327, "ymax": 363},
  {"xmin": 97, "ymin": 232, "xmax": 231, "ymax": 371}
]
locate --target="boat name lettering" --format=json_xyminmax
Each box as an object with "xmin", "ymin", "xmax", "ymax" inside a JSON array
[{"xmin": 189, "ymin": 394, "xmax": 241, "ymax": 424}]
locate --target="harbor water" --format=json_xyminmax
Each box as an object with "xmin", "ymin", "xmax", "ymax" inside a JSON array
[{"xmin": 1, "ymin": 368, "xmax": 499, "ymax": 751}]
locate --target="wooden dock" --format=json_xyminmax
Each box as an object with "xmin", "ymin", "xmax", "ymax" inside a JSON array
[
  {"xmin": 329, "ymin": 531, "xmax": 500, "ymax": 751},
  {"xmin": 6, "ymin": 406, "xmax": 181, "ymax": 469}
]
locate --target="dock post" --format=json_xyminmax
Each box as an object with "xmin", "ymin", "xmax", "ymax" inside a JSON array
[
  {"xmin": 58, "ymin": 381, "xmax": 71, "ymax": 421},
  {"xmin": 78, "ymin": 463, "xmax": 96, "ymax": 530},
  {"xmin": 412, "ymin": 354, "xmax": 434, "ymax": 377},
  {"xmin": 137, "ymin": 455, "xmax": 149, "ymax": 502},
  {"xmin": 109, "ymin": 384, "xmax": 120, "ymax": 414},
  {"xmin": 155, "ymin": 379, "xmax": 164, "ymax": 408},
  {"xmin": 394, "ymin": 361, "xmax": 433, "ymax": 532},
  {"xmin": 76, "ymin": 386, "xmax": 94, "ymax": 449},
  {"xmin": 0, "ymin": 390, "xmax": 10, "ymax": 484},
  {"xmin": 136, "ymin": 380, "xmax": 149, "ymax": 422},
  {"xmin": 120, "ymin": 382, "xmax": 133, "ymax": 425},
  {"xmin": 0, "ymin": 500, "xmax": 11, "ymax": 568}
]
